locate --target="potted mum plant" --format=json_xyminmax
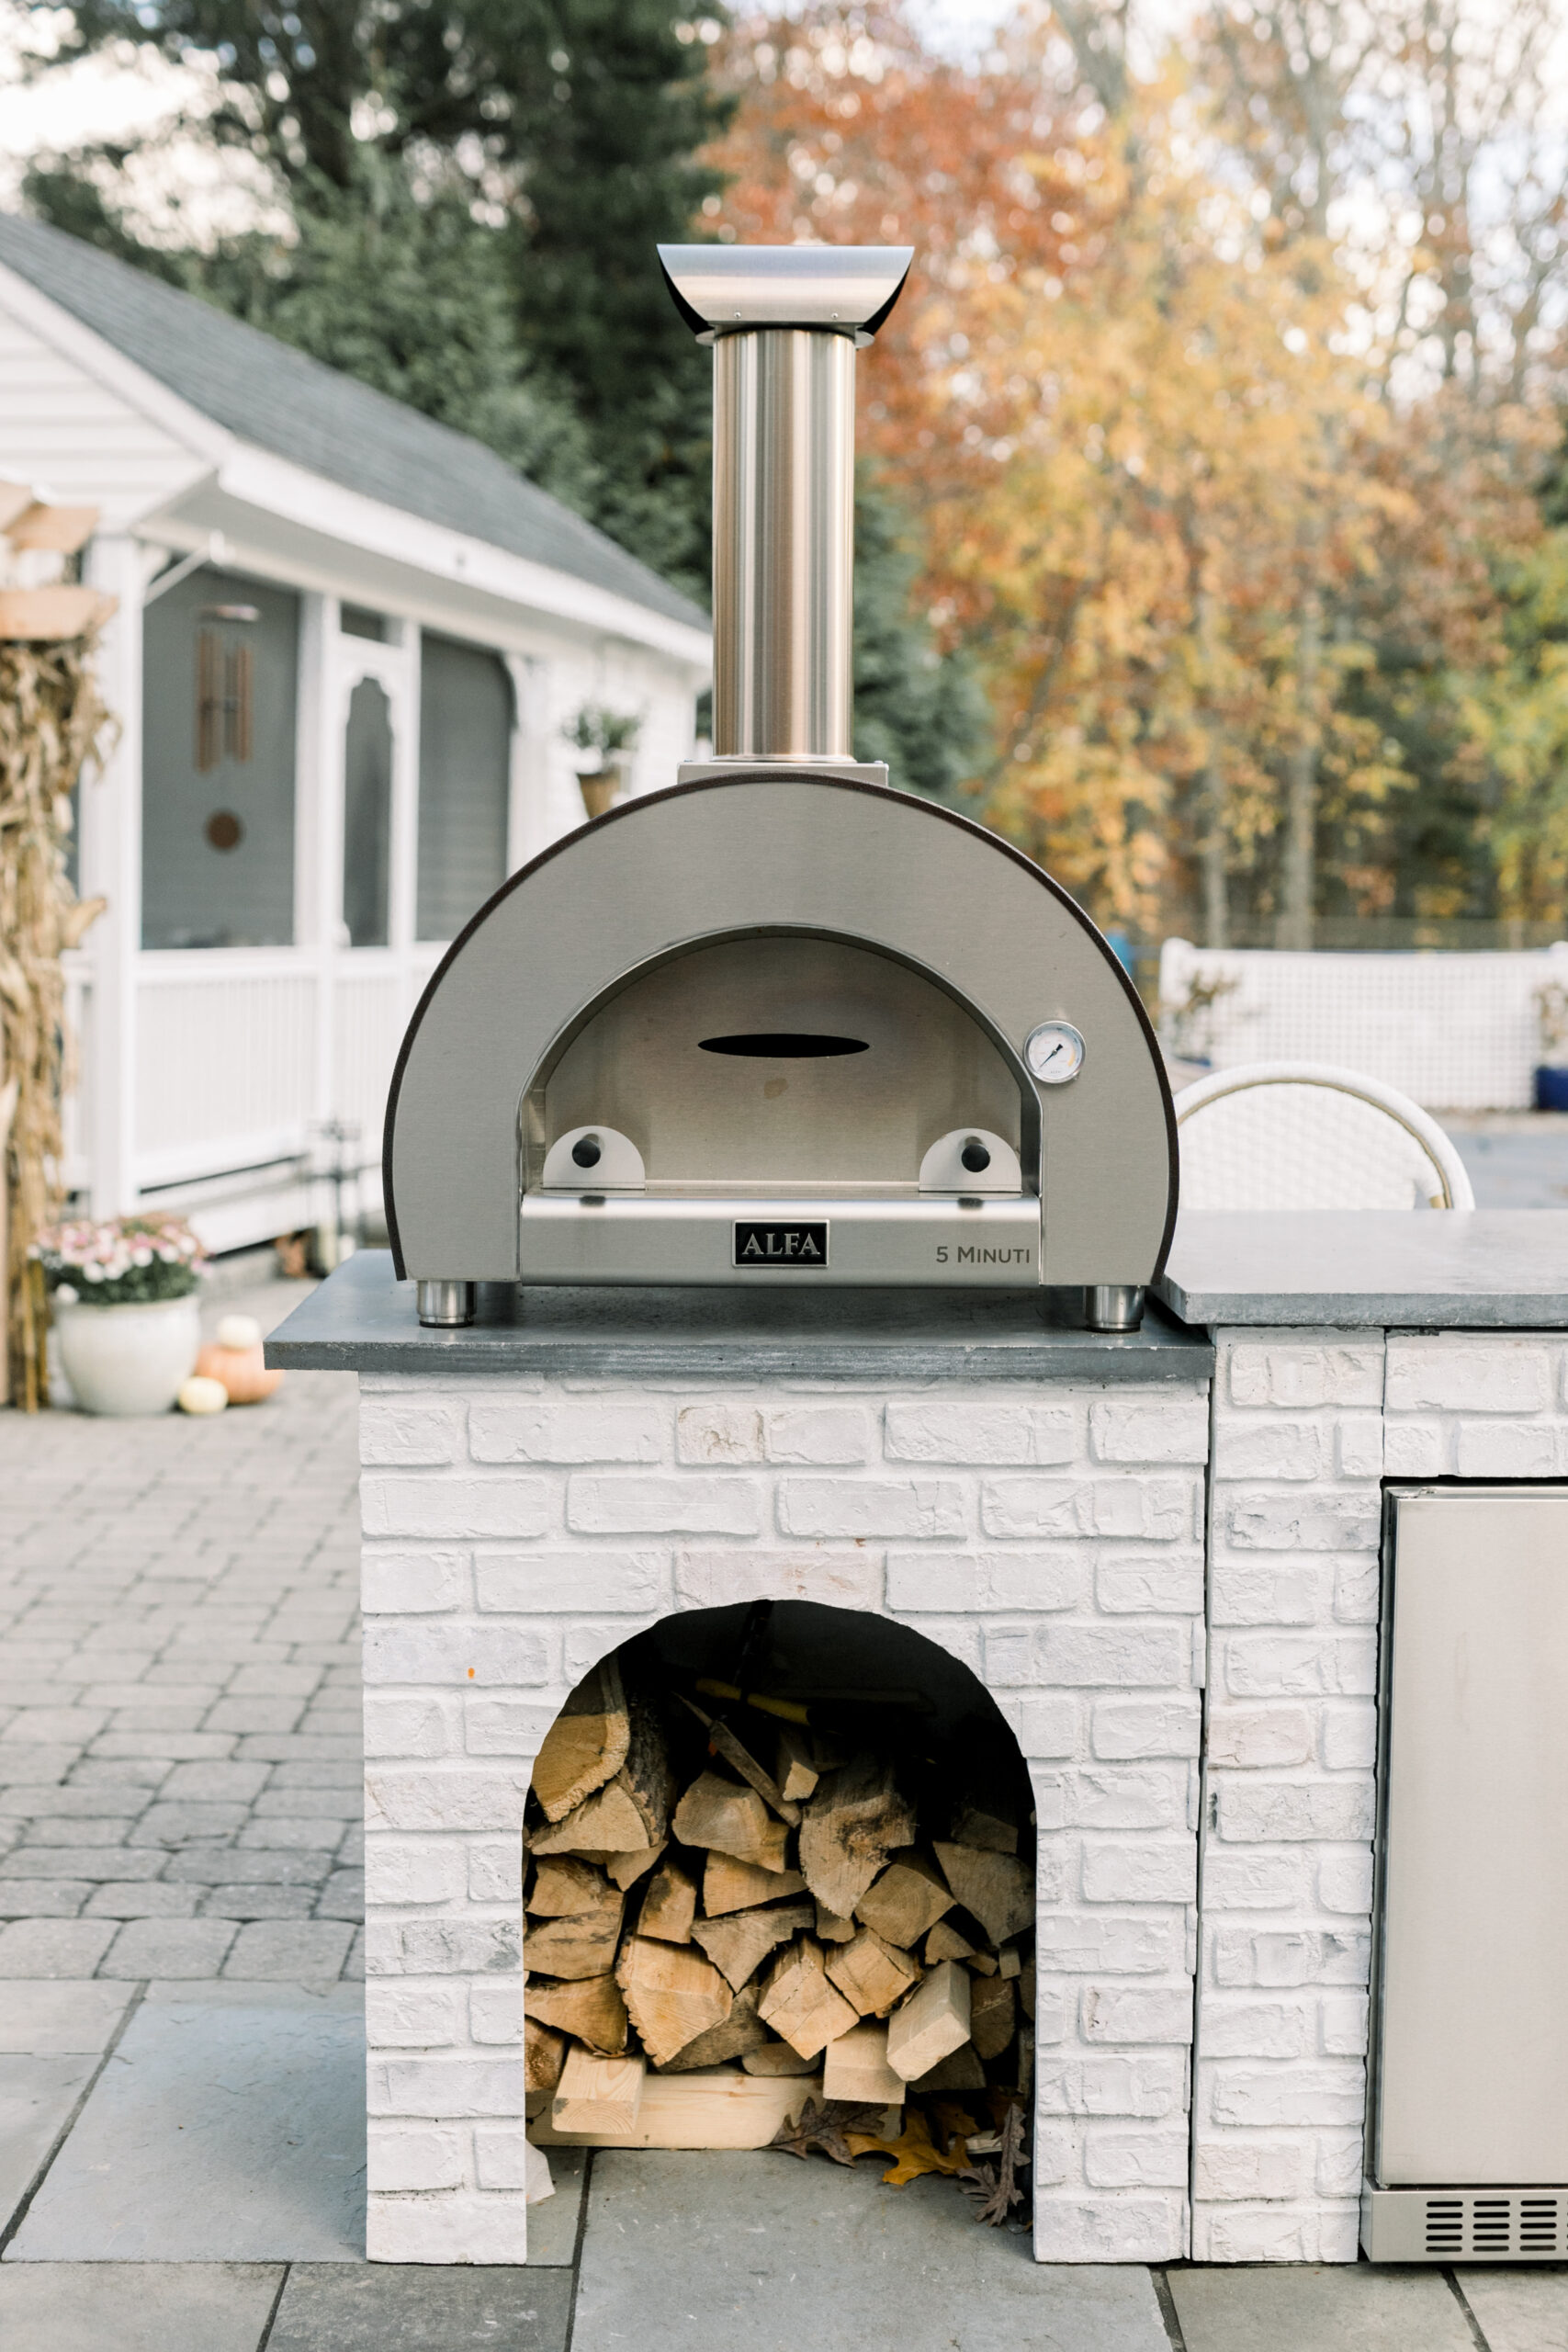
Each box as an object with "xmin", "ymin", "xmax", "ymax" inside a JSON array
[
  {"xmin": 1533, "ymin": 982, "xmax": 1568, "ymax": 1112},
  {"xmin": 564, "ymin": 704, "xmax": 642, "ymax": 820},
  {"xmin": 31, "ymin": 1215, "xmax": 206, "ymax": 1415}
]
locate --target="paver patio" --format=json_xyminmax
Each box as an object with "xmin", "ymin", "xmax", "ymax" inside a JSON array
[{"xmin": 1, "ymin": 1271, "xmax": 1563, "ymax": 2348}]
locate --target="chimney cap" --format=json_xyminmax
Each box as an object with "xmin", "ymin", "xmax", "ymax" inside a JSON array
[{"xmin": 658, "ymin": 242, "xmax": 913, "ymax": 346}]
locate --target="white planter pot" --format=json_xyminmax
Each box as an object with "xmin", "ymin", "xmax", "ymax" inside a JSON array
[{"xmin": 53, "ymin": 1295, "xmax": 201, "ymax": 1417}]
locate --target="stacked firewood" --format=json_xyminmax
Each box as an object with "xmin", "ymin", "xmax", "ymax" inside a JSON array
[{"xmin": 523, "ymin": 1657, "xmax": 1035, "ymax": 2147}]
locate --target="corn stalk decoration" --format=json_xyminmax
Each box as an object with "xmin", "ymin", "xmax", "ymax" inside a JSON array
[{"xmin": 1, "ymin": 632, "xmax": 115, "ymax": 1408}]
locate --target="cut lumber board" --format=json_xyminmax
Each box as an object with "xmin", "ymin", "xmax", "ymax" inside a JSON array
[
  {"xmin": 526, "ymin": 1858, "xmax": 621, "ymax": 1918},
  {"xmin": 825, "ymin": 1926, "xmax": 922, "ymax": 2019},
  {"xmin": 923, "ymin": 1919, "xmax": 976, "ymax": 1965},
  {"xmin": 615, "ymin": 1934, "xmax": 732, "ymax": 2067},
  {"xmin": 853, "ymin": 1849, "xmax": 953, "ymax": 1946},
  {"xmin": 532, "ymin": 1657, "xmax": 628, "ymax": 1822},
  {"xmin": 932, "ymin": 1841, "xmax": 1033, "ymax": 1946},
  {"xmin": 704, "ymin": 1854, "xmax": 807, "ymax": 1915},
  {"xmin": 525, "ymin": 1900, "xmax": 623, "ymax": 1981},
  {"xmin": 775, "ymin": 1721, "xmax": 819, "ymax": 1804},
  {"xmin": 758, "ymin": 1936, "xmax": 859, "ymax": 2060},
  {"xmin": 637, "ymin": 1859, "xmax": 697, "ymax": 1945},
  {"xmin": 822, "ymin": 2019, "xmax": 905, "ymax": 2106},
  {"xmin": 691, "ymin": 1901, "xmax": 813, "ymax": 1991},
  {"xmin": 0, "ymin": 585, "xmax": 116, "ymax": 641},
  {"xmin": 672, "ymin": 1772, "xmax": 789, "ymax": 1870},
  {"xmin": 524, "ymin": 1973, "xmax": 627, "ymax": 2055},
  {"xmin": 798, "ymin": 1760, "xmax": 915, "ymax": 1918},
  {"xmin": 886, "ymin": 1960, "xmax": 971, "ymax": 2084},
  {"xmin": 742, "ymin": 2041, "xmax": 818, "ymax": 2076},
  {"xmin": 552, "ymin": 2048, "xmax": 645, "ymax": 2137},
  {"xmin": 657, "ymin": 1980, "xmax": 771, "ymax": 2072},
  {"xmin": 970, "ymin": 1972, "xmax": 1017, "ymax": 2061},
  {"xmin": 535, "ymin": 2067, "xmax": 820, "ymax": 2150}
]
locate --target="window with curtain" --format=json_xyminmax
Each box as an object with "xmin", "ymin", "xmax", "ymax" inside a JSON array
[
  {"xmin": 417, "ymin": 633, "xmax": 513, "ymax": 942},
  {"xmin": 141, "ymin": 565, "xmax": 299, "ymax": 948},
  {"xmin": 343, "ymin": 676, "xmax": 394, "ymax": 948}
]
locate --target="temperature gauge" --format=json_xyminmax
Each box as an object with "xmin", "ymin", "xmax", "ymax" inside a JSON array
[{"xmin": 1024, "ymin": 1021, "xmax": 1086, "ymax": 1085}]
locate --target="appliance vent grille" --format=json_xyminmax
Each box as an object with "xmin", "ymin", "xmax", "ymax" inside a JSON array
[{"xmin": 1421, "ymin": 2191, "xmax": 1564, "ymax": 2258}]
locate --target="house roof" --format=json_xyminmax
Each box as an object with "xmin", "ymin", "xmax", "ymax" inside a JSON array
[{"xmin": 0, "ymin": 210, "xmax": 708, "ymax": 636}]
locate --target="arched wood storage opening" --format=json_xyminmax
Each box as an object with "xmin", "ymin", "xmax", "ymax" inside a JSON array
[{"xmin": 522, "ymin": 1601, "xmax": 1035, "ymax": 2211}]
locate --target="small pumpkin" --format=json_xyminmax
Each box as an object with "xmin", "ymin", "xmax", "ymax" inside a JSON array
[
  {"xmin": 178, "ymin": 1374, "xmax": 229, "ymax": 1416},
  {"xmin": 194, "ymin": 1313, "xmax": 285, "ymax": 1405}
]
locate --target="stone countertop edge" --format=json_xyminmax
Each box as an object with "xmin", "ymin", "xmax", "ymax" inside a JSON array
[
  {"xmin": 264, "ymin": 1250, "xmax": 1213, "ymax": 1382},
  {"xmin": 1157, "ymin": 1209, "xmax": 1568, "ymax": 1329}
]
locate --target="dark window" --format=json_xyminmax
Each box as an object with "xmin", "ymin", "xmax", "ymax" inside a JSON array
[
  {"xmin": 343, "ymin": 677, "xmax": 394, "ymax": 948},
  {"xmin": 341, "ymin": 604, "xmax": 389, "ymax": 642},
  {"xmin": 417, "ymin": 633, "xmax": 513, "ymax": 941},
  {"xmin": 141, "ymin": 567, "xmax": 298, "ymax": 948}
]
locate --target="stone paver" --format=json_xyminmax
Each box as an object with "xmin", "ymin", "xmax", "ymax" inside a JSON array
[
  {"xmin": 1168, "ymin": 2262, "xmax": 1478, "ymax": 2351},
  {"xmin": 266, "ymin": 2263, "xmax": 574, "ymax": 2350},
  {"xmin": 1457, "ymin": 2269, "xmax": 1568, "ymax": 2352},
  {"xmin": 0, "ymin": 2262, "xmax": 285, "ymax": 2352}
]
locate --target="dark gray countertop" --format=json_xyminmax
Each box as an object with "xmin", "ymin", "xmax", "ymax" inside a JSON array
[
  {"xmin": 1156, "ymin": 1210, "xmax": 1568, "ymax": 1328},
  {"xmin": 265, "ymin": 1250, "xmax": 1213, "ymax": 1383}
]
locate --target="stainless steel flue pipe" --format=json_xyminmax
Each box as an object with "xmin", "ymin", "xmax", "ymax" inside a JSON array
[{"xmin": 659, "ymin": 244, "xmax": 913, "ymax": 763}]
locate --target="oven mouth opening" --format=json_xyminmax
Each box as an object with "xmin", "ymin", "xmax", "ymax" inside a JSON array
[{"xmin": 699, "ymin": 1033, "xmax": 870, "ymax": 1058}]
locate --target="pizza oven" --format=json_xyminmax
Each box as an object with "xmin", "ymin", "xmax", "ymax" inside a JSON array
[{"xmin": 382, "ymin": 244, "xmax": 1177, "ymax": 1329}]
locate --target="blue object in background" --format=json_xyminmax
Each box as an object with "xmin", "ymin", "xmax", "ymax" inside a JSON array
[
  {"xmin": 1535, "ymin": 1066, "xmax": 1568, "ymax": 1112},
  {"xmin": 1103, "ymin": 928, "xmax": 1136, "ymax": 979}
]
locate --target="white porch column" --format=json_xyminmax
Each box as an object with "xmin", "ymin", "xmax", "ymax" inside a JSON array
[{"xmin": 80, "ymin": 533, "xmax": 143, "ymax": 1218}]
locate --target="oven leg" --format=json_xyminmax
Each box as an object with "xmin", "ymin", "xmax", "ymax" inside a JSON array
[
  {"xmin": 417, "ymin": 1280, "xmax": 476, "ymax": 1328},
  {"xmin": 1086, "ymin": 1283, "xmax": 1145, "ymax": 1332}
]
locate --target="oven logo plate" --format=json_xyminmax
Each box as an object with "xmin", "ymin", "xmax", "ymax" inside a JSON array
[{"xmin": 733, "ymin": 1221, "xmax": 829, "ymax": 1269}]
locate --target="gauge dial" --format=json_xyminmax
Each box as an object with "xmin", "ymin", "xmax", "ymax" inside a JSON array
[{"xmin": 1024, "ymin": 1020, "xmax": 1086, "ymax": 1085}]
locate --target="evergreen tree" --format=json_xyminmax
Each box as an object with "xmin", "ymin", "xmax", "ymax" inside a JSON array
[{"xmin": 852, "ymin": 476, "xmax": 987, "ymax": 805}]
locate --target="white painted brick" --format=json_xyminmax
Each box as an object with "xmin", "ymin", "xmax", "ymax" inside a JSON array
[
  {"xmin": 1195, "ymin": 2204, "xmax": 1315, "ymax": 2263},
  {"xmin": 465, "ymin": 1695, "xmax": 561, "ymax": 1756},
  {"xmin": 1319, "ymin": 1702, "xmax": 1377, "ymax": 1771},
  {"xmin": 984, "ymin": 1623, "xmax": 1041, "ymax": 1686},
  {"xmin": 367, "ymin": 1768, "xmax": 530, "ymax": 1835},
  {"xmin": 885, "ymin": 1549, "xmax": 1084, "ymax": 1613},
  {"xmin": 1192, "ymin": 2141, "xmax": 1303, "ymax": 2199},
  {"xmin": 1215, "ymin": 1419, "xmax": 1325, "ymax": 1480},
  {"xmin": 1208, "ymin": 2064, "xmax": 1364, "ymax": 2129},
  {"xmin": 1092, "ymin": 1695, "xmax": 1202, "ymax": 1760},
  {"xmin": 1319, "ymin": 1994, "xmax": 1369, "ymax": 2056},
  {"xmin": 1316, "ymin": 2131, "xmax": 1365, "ymax": 2198},
  {"xmin": 883, "ymin": 1398, "xmax": 1074, "ymax": 1465},
  {"xmin": 361, "ymin": 1399, "xmax": 466, "ymax": 1465},
  {"xmin": 1096, "ymin": 1553, "xmax": 1205, "ymax": 1615},
  {"xmin": 468, "ymin": 1839, "xmax": 521, "ymax": 1905},
  {"xmin": 1332, "ymin": 1562, "xmax": 1380, "ymax": 1623},
  {"xmin": 1317, "ymin": 1853, "xmax": 1374, "ymax": 1915},
  {"xmin": 1080, "ymin": 1984, "xmax": 1193, "ymax": 2043},
  {"xmin": 564, "ymin": 1618, "xmax": 660, "ymax": 1683},
  {"xmin": 1066, "ymin": 1767, "xmax": 1185, "ymax": 1830},
  {"xmin": 1385, "ymin": 1339, "xmax": 1551, "ymax": 1414},
  {"xmin": 1200, "ymin": 1851, "xmax": 1310, "ymax": 1911},
  {"xmin": 1383, "ymin": 1419, "xmax": 1444, "ymax": 1476},
  {"xmin": 365, "ymin": 1621, "xmax": 553, "ymax": 1689},
  {"xmin": 1035, "ymin": 1915, "xmax": 1185, "ymax": 1975},
  {"xmin": 1211, "ymin": 1562, "xmax": 1330, "ymax": 1629},
  {"xmin": 1031, "ymin": 2125, "xmax": 1076, "ymax": 2184},
  {"xmin": 983, "ymin": 1477, "xmax": 1191, "ymax": 1543},
  {"xmin": 469, "ymin": 1400, "xmax": 665, "ymax": 1464},
  {"xmin": 1001, "ymin": 1694, "xmax": 1080, "ymax": 1758},
  {"xmin": 1081, "ymin": 1841, "xmax": 1196, "ymax": 1903},
  {"xmin": 363, "ymin": 1550, "xmax": 471, "ymax": 1615},
  {"xmin": 1212, "ymin": 1929, "xmax": 1369, "ymax": 1989},
  {"xmin": 1205, "ymin": 1705, "xmax": 1314, "ymax": 1769},
  {"xmin": 1453, "ymin": 1419, "xmax": 1563, "ymax": 1476},
  {"xmin": 1335, "ymin": 1416, "xmax": 1384, "ymax": 1478},
  {"xmin": 776, "ymin": 1478, "xmax": 964, "ymax": 1539},
  {"xmin": 1033, "ymin": 2197, "xmax": 1186, "ymax": 2263},
  {"xmin": 674, "ymin": 1546, "xmax": 883, "ymax": 1608},
  {"xmin": 1032, "ymin": 1781, "xmax": 1067, "ymax": 1834},
  {"xmin": 1224, "ymin": 1634, "xmax": 1377, "ymax": 1698},
  {"xmin": 1033, "ymin": 1985, "xmax": 1071, "ymax": 2043},
  {"xmin": 892, "ymin": 1615, "xmax": 985, "ymax": 1676},
  {"xmin": 1084, "ymin": 2125, "xmax": 1190, "ymax": 2187},
  {"xmin": 1224, "ymin": 1491, "xmax": 1382, "ymax": 1554},
  {"xmin": 367, "ymin": 2120, "xmax": 468, "ymax": 2193},
  {"xmin": 365, "ymin": 1838, "xmax": 467, "ymax": 1907},
  {"xmin": 370, "ymin": 2056, "xmax": 529, "ymax": 2118},
  {"xmin": 474, "ymin": 1550, "xmax": 667, "ymax": 1614},
  {"xmin": 1036, "ymin": 2052, "xmax": 1186, "ymax": 2117},
  {"xmin": 569, "ymin": 1475, "xmax": 761, "ymax": 1535},
  {"xmin": 366, "ymin": 1981, "xmax": 466, "ymax": 2047},
  {"xmin": 1215, "ymin": 1780, "xmax": 1374, "ymax": 1845},
  {"xmin": 1199, "ymin": 1998, "xmax": 1313, "ymax": 2059},
  {"xmin": 363, "ymin": 1476, "xmax": 551, "ymax": 1542},
  {"xmin": 766, "ymin": 1406, "xmax": 869, "ymax": 1464},
  {"xmin": 676, "ymin": 1404, "xmax": 762, "ymax": 1464},
  {"xmin": 367, "ymin": 2193, "xmax": 525, "ymax": 2265},
  {"xmin": 1090, "ymin": 1397, "xmax": 1209, "ymax": 1465},
  {"xmin": 469, "ymin": 1981, "xmax": 524, "ymax": 2044},
  {"xmin": 399, "ymin": 1920, "xmax": 521, "ymax": 1975},
  {"xmin": 1043, "ymin": 1626, "xmax": 1188, "ymax": 1689},
  {"xmin": 1228, "ymin": 1341, "xmax": 1383, "ymax": 1409},
  {"xmin": 1030, "ymin": 1836, "xmax": 1069, "ymax": 1902},
  {"xmin": 474, "ymin": 2121, "xmax": 534, "ymax": 2190},
  {"xmin": 365, "ymin": 1694, "xmax": 457, "ymax": 1759}
]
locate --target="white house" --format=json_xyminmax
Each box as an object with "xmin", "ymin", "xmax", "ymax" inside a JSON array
[{"xmin": 0, "ymin": 212, "xmax": 711, "ymax": 1251}]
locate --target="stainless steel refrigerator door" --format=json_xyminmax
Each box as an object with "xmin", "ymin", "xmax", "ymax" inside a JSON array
[{"xmin": 1377, "ymin": 1486, "xmax": 1568, "ymax": 2185}]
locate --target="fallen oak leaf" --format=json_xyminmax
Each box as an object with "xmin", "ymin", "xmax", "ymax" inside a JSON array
[
  {"xmin": 768, "ymin": 2098, "xmax": 886, "ymax": 2167},
  {"xmin": 961, "ymin": 2098, "xmax": 1029, "ymax": 2224},
  {"xmin": 845, "ymin": 2108, "xmax": 980, "ymax": 2189}
]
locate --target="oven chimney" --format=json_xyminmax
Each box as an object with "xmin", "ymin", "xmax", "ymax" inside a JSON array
[{"xmin": 659, "ymin": 243, "xmax": 913, "ymax": 766}]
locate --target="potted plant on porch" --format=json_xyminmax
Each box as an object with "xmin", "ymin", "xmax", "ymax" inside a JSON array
[
  {"xmin": 564, "ymin": 704, "xmax": 643, "ymax": 820},
  {"xmin": 31, "ymin": 1215, "xmax": 206, "ymax": 1415}
]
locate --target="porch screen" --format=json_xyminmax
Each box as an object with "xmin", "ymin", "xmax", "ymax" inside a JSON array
[
  {"xmin": 141, "ymin": 565, "xmax": 299, "ymax": 949},
  {"xmin": 343, "ymin": 678, "xmax": 394, "ymax": 948},
  {"xmin": 417, "ymin": 633, "xmax": 513, "ymax": 941}
]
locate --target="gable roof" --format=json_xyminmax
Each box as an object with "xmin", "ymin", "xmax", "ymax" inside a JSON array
[{"xmin": 0, "ymin": 210, "xmax": 707, "ymax": 635}]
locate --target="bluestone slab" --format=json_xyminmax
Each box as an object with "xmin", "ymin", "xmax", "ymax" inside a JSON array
[
  {"xmin": 267, "ymin": 2262, "xmax": 573, "ymax": 2350},
  {"xmin": 1157, "ymin": 1209, "xmax": 1568, "ymax": 1328},
  {"xmin": 571, "ymin": 2150, "xmax": 1169, "ymax": 2351},
  {"xmin": 526, "ymin": 2144, "xmax": 587, "ymax": 2267},
  {"xmin": 1168, "ymin": 2263, "xmax": 1477, "ymax": 2352},
  {"xmin": 0, "ymin": 2261, "xmax": 283, "ymax": 2352},
  {"xmin": 0, "ymin": 1980, "xmax": 133, "ymax": 2054},
  {"xmin": 1456, "ymin": 2268, "xmax": 1568, "ymax": 2352},
  {"xmin": 0, "ymin": 2055, "xmax": 96, "ymax": 2233},
  {"xmin": 6, "ymin": 1983, "xmax": 365, "ymax": 2260}
]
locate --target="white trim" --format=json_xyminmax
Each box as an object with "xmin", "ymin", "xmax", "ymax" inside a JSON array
[{"xmin": 0, "ymin": 261, "xmax": 233, "ymax": 473}]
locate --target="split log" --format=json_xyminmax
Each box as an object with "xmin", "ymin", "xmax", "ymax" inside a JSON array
[
  {"xmin": 886, "ymin": 1959, "xmax": 972, "ymax": 2084},
  {"xmin": 608, "ymin": 1843, "xmax": 666, "ymax": 1892},
  {"xmin": 524, "ymin": 1973, "xmax": 627, "ymax": 2056},
  {"xmin": 824, "ymin": 1927, "xmax": 922, "ymax": 2019},
  {"xmin": 682, "ymin": 1698, "xmax": 801, "ymax": 1825},
  {"xmin": 615, "ymin": 1934, "xmax": 733, "ymax": 2067},
  {"xmin": 552, "ymin": 2047, "xmax": 645, "ymax": 2137},
  {"xmin": 525, "ymin": 2018, "xmax": 567, "ymax": 2119},
  {"xmin": 815, "ymin": 1905, "xmax": 856, "ymax": 1944},
  {"xmin": 692, "ymin": 1901, "xmax": 815, "ymax": 1992},
  {"xmin": 932, "ymin": 1841, "xmax": 1033, "ymax": 1946},
  {"xmin": 657, "ymin": 1980, "xmax": 772, "ymax": 2072},
  {"xmin": 525, "ymin": 1892, "xmax": 624, "ymax": 1981},
  {"xmin": 742, "ymin": 2041, "xmax": 818, "ymax": 2077},
  {"xmin": 853, "ymin": 1849, "xmax": 953, "ymax": 1947},
  {"xmin": 798, "ymin": 1760, "xmax": 915, "ymax": 1919},
  {"xmin": 970, "ymin": 1973, "xmax": 1017, "ymax": 2062},
  {"xmin": 950, "ymin": 1787, "xmax": 1019, "ymax": 1856},
  {"xmin": 923, "ymin": 1919, "xmax": 976, "ymax": 1965},
  {"xmin": 526, "ymin": 1858, "xmax": 621, "ymax": 1919},
  {"xmin": 998, "ymin": 1944, "xmax": 1021, "ymax": 1979},
  {"xmin": 966, "ymin": 1949, "xmax": 998, "ymax": 1977},
  {"xmin": 672, "ymin": 1772, "xmax": 789, "ymax": 1871},
  {"xmin": 536, "ymin": 2067, "xmax": 818, "ymax": 2150},
  {"xmin": 530, "ymin": 1781, "xmax": 652, "ymax": 1858},
  {"xmin": 1018, "ymin": 1954, "xmax": 1035, "ymax": 2022},
  {"xmin": 822, "ymin": 2019, "xmax": 905, "ymax": 2107},
  {"xmin": 638, "ymin": 1860, "xmax": 697, "ymax": 1946},
  {"xmin": 758, "ymin": 1936, "xmax": 859, "ymax": 2060},
  {"xmin": 532, "ymin": 1657, "xmax": 628, "ymax": 1822},
  {"xmin": 703, "ymin": 1853, "xmax": 807, "ymax": 1916},
  {"xmin": 910, "ymin": 2041, "xmax": 986, "ymax": 2094},
  {"xmin": 775, "ymin": 1721, "xmax": 819, "ymax": 1804}
]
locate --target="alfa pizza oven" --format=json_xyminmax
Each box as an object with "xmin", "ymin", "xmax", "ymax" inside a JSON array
[{"xmin": 383, "ymin": 245, "xmax": 1177, "ymax": 1331}]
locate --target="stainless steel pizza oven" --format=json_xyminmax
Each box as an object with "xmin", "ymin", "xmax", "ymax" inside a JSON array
[{"xmin": 383, "ymin": 245, "xmax": 1177, "ymax": 1329}]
